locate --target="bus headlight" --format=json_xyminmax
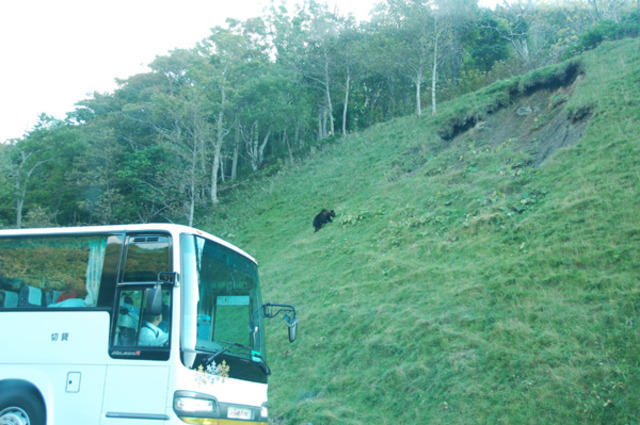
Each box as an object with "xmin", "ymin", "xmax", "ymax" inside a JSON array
[
  {"xmin": 174, "ymin": 391, "xmax": 219, "ymax": 421},
  {"xmin": 261, "ymin": 402, "xmax": 268, "ymax": 418}
]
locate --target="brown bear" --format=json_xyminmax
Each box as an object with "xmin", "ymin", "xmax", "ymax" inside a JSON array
[{"xmin": 313, "ymin": 209, "xmax": 336, "ymax": 232}]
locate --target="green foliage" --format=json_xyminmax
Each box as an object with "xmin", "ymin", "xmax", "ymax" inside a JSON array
[
  {"xmin": 201, "ymin": 39, "xmax": 640, "ymax": 424},
  {"xmin": 579, "ymin": 20, "xmax": 617, "ymax": 50},
  {"xmin": 338, "ymin": 209, "xmax": 386, "ymax": 228},
  {"xmin": 464, "ymin": 12, "xmax": 511, "ymax": 73},
  {"xmin": 570, "ymin": 12, "xmax": 640, "ymax": 55},
  {"xmin": 3, "ymin": 2, "xmax": 639, "ymax": 227}
]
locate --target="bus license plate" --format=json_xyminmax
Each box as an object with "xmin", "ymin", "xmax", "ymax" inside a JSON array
[{"xmin": 228, "ymin": 406, "xmax": 252, "ymax": 420}]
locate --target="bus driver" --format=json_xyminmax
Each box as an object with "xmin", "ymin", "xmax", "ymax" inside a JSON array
[{"xmin": 139, "ymin": 312, "xmax": 169, "ymax": 346}]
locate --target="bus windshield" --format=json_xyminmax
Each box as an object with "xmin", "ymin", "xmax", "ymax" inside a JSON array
[{"xmin": 180, "ymin": 233, "xmax": 266, "ymax": 382}]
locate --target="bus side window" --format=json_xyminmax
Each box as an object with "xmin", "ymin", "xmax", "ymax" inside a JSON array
[
  {"xmin": 114, "ymin": 288, "xmax": 171, "ymax": 347},
  {"xmin": 115, "ymin": 291, "xmax": 141, "ymax": 346}
]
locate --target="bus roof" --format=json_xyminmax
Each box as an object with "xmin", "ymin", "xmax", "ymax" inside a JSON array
[{"xmin": 0, "ymin": 223, "xmax": 257, "ymax": 265}]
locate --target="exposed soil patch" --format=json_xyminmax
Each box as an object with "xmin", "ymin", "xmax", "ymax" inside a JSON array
[
  {"xmin": 443, "ymin": 62, "xmax": 591, "ymax": 167},
  {"xmin": 390, "ymin": 62, "xmax": 592, "ymax": 181},
  {"xmin": 467, "ymin": 74, "xmax": 591, "ymax": 166}
]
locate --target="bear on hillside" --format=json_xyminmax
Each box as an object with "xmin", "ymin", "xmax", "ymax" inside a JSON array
[{"xmin": 313, "ymin": 209, "xmax": 336, "ymax": 232}]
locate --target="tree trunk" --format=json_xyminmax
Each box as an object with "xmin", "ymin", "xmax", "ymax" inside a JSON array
[
  {"xmin": 188, "ymin": 131, "xmax": 198, "ymax": 226},
  {"xmin": 512, "ymin": 38, "xmax": 530, "ymax": 64},
  {"xmin": 244, "ymin": 122, "xmax": 270, "ymax": 171},
  {"xmin": 210, "ymin": 146, "xmax": 222, "ymax": 205},
  {"xmin": 210, "ymin": 119, "xmax": 223, "ymax": 205},
  {"xmin": 342, "ymin": 72, "xmax": 351, "ymax": 136},
  {"xmin": 317, "ymin": 110, "xmax": 324, "ymax": 140},
  {"xmin": 283, "ymin": 128, "xmax": 294, "ymax": 165},
  {"xmin": 16, "ymin": 196, "xmax": 24, "ymax": 229},
  {"xmin": 211, "ymin": 68, "xmax": 228, "ymax": 205},
  {"xmin": 415, "ymin": 68, "xmax": 423, "ymax": 117},
  {"xmin": 258, "ymin": 129, "xmax": 271, "ymax": 168},
  {"xmin": 295, "ymin": 122, "xmax": 302, "ymax": 148},
  {"xmin": 219, "ymin": 155, "xmax": 225, "ymax": 183},
  {"xmin": 15, "ymin": 168, "xmax": 25, "ymax": 228},
  {"xmin": 231, "ymin": 126, "xmax": 239, "ymax": 181},
  {"xmin": 432, "ymin": 27, "xmax": 439, "ymax": 116},
  {"xmin": 188, "ymin": 192, "xmax": 195, "ymax": 226},
  {"xmin": 323, "ymin": 52, "xmax": 335, "ymax": 137},
  {"xmin": 590, "ymin": 0, "xmax": 600, "ymax": 20},
  {"xmin": 318, "ymin": 108, "xmax": 329, "ymax": 140}
]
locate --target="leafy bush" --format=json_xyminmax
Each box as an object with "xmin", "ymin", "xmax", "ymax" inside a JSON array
[
  {"xmin": 571, "ymin": 12, "xmax": 640, "ymax": 55},
  {"xmin": 578, "ymin": 20, "xmax": 618, "ymax": 51}
]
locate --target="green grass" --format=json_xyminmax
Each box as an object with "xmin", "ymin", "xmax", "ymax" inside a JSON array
[{"xmin": 202, "ymin": 39, "xmax": 640, "ymax": 424}]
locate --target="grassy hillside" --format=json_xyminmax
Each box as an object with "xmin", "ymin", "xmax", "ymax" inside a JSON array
[{"xmin": 203, "ymin": 39, "xmax": 640, "ymax": 424}]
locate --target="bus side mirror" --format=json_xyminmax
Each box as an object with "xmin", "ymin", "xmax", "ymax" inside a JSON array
[
  {"xmin": 144, "ymin": 271, "xmax": 176, "ymax": 315},
  {"xmin": 285, "ymin": 314, "xmax": 298, "ymax": 343},
  {"xmin": 144, "ymin": 287, "xmax": 163, "ymax": 316},
  {"xmin": 261, "ymin": 303, "xmax": 298, "ymax": 343}
]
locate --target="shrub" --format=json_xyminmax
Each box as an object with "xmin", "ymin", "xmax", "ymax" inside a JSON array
[{"xmin": 571, "ymin": 13, "xmax": 640, "ymax": 55}]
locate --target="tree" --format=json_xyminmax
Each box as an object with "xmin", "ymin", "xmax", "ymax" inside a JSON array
[
  {"xmin": 0, "ymin": 115, "xmax": 62, "ymax": 228},
  {"xmin": 463, "ymin": 11, "xmax": 511, "ymax": 73},
  {"xmin": 375, "ymin": 0, "xmax": 436, "ymax": 117},
  {"xmin": 72, "ymin": 71, "xmax": 169, "ymax": 224},
  {"xmin": 200, "ymin": 19, "xmax": 271, "ymax": 202},
  {"xmin": 358, "ymin": 18, "xmax": 413, "ymax": 122},
  {"xmin": 271, "ymin": 1, "xmax": 348, "ymax": 139},
  {"xmin": 334, "ymin": 25, "xmax": 367, "ymax": 135},
  {"xmin": 1, "ymin": 0, "xmax": 615, "ymax": 228},
  {"xmin": 489, "ymin": 0, "xmax": 538, "ymax": 67},
  {"xmin": 430, "ymin": 0, "xmax": 478, "ymax": 114},
  {"xmin": 150, "ymin": 49, "xmax": 215, "ymax": 226},
  {"xmin": 236, "ymin": 64, "xmax": 285, "ymax": 171},
  {"xmin": 0, "ymin": 144, "xmax": 47, "ymax": 228}
]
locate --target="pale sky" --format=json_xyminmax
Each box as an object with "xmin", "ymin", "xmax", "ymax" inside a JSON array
[{"xmin": 0, "ymin": 0, "xmax": 381, "ymax": 142}]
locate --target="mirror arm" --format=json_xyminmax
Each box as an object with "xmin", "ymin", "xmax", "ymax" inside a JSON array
[
  {"xmin": 157, "ymin": 271, "xmax": 179, "ymax": 287},
  {"xmin": 261, "ymin": 303, "xmax": 297, "ymax": 319}
]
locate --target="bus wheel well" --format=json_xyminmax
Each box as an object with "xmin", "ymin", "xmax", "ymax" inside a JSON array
[
  {"xmin": 0, "ymin": 379, "xmax": 44, "ymax": 399},
  {"xmin": 0, "ymin": 379, "xmax": 46, "ymax": 425}
]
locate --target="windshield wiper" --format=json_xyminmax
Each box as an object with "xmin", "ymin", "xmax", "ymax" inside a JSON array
[
  {"xmin": 206, "ymin": 341, "xmax": 271, "ymax": 376},
  {"xmin": 206, "ymin": 341, "xmax": 245, "ymax": 361}
]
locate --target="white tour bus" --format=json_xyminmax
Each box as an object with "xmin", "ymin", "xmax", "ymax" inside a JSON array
[{"xmin": 0, "ymin": 224, "xmax": 297, "ymax": 425}]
